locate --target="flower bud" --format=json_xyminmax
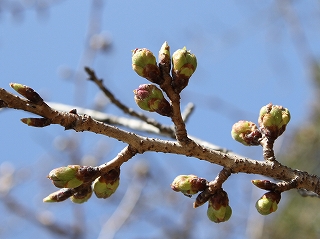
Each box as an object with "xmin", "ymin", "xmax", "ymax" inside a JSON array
[
  {"xmin": 231, "ymin": 121, "xmax": 262, "ymax": 146},
  {"xmin": 207, "ymin": 190, "xmax": 232, "ymax": 223},
  {"xmin": 133, "ymin": 84, "xmax": 172, "ymax": 117},
  {"xmin": 43, "ymin": 189, "xmax": 73, "ymax": 203},
  {"xmin": 207, "ymin": 204, "xmax": 232, "ymax": 223},
  {"xmin": 171, "ymin": 175, "xmax": 207, "ymax": 196},
  {"xmin": 258, "ymin": 103, "xmax": 290, "ymax": 139},
  {"xmin": 10, "ymin": 83, "xmax": 43, "ymax": 104},
  {"xmin": 158, "ymin": 41, "xmax": 171, "ymax": 73},
  {"xmin": 93, "ymin": 168, "xmax": 120, "ymax": 199},
  {"xmin": 132, "ymin": 48, "xmax": 163, "ymax": 84},
  {"xmin": 21, "ymin": 117, "xmax": 51, "ymax": 127},
  {"xmin": 255, "ymin": 191, "xmax": 281, "ymax": 215},
  {"xmin": 171, "ymin": 47, "xmax": 197, "ymax": 93},
  {"xmin": 48, "ymin": 165, "xmax": 83, "ymax": 188},
  {"xmin": 70, "ymin": 185, "xmax": 93, "ymax": 204}
]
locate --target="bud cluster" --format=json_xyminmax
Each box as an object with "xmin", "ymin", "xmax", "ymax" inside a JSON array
[
  {"xmin": 132, "ymin": 42, "xmax": 197, "ymax": 115},
  {"xmin": 231, "ymin": 103, "xmax": 291, "ymax": 146},
  {"xmin": 44, "ymin": 165, "xmax": 122, "ymax": 203}
]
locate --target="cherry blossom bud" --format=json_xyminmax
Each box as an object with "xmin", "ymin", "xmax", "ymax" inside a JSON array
[
  {"xmin": 255, "ymin": 191, "xmax": 281, "ymax": 215},
  {"xmin": 93, "ymin": 168, "xmax": 120, "ymax": 199},
  {"xmin": 133, "ymin": 84, "xmax": 172, "ymax": 117},
  {"xmin": 231, "ymin": 120, "xmax": 262, "ymax": 146},
  {"xmin": 132, "ymin": 48, "xmax": 163, "ymax": 84},
  {"xmin": 48, "ymin": 165, "xmax": 83, "ymax": 188},
  {"xmin": 171, "ymin": 175, "xmax": 207, "ymax": 196},
  {"xmin": 258, "ymin": 103, "xmax": 290, "ymax": 139},
  {"xmin": 207, "ymin": 190, "xmax": 232, "ymax": 223},
  {"xmin": 171, "ymin": 47, "xmax": 197, "ymax": 93}
]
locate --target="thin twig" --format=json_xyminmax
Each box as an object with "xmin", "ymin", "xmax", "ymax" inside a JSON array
[
  {"xmin": 181, "ymin": 102, "xmax": 195, "ymax": 123},
  {"xmin": 85, "ymin": 67, "xmax": 175, "ymax": 138}
]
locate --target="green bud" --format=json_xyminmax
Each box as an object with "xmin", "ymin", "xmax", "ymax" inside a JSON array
[
  {"xmin": 255, "ymin": 191, "xmax": 281, "ymax": 215},
  {"xmin": 133, "ymin": 84, "xmax": 172, "ymax": 117},
  {"xmin": 171, "ymin": 47, "xmax": 197, "ymax": 93},
  {"xmin": 258, "ymin": 103, "xmax": 291, "ymax": 139},
  {"xmin": 132, "ymin": 48, "xmax": 163, "ymax": 84},
  {"xmin": 70, "ymin": 186, "xmax": 93, "ymax": 204},
  {"xmin": 43, "ymin": 188, "xmax": 73, "ymax": 203},
  {"xmin": 48, "ymin": 165, "xmax": 83, "ymax": 188},
  {"xmin": 93, "ymin": 168, "xmax": 120, "ymax": 199},
  {"xmin": 207, "ymin": 204, "xmax": 232, "ymax": 223},
  {"xmin": 10, "ymin": 83, "xmax": 43, "ymax": 104},
  {"xmin": 171, "ymin": 175, "xmax": 207, "ymax": 196},
  {"xmin": 231, "ymin": 121, "xmax": 262, "ymax": 146},
  {"xmin": 21, "ymin": 117, "xmax": 51, "ymax": 127},
  {"xmin": 207, "ymin": 190, "xmax": 232, "ymax": 223}
]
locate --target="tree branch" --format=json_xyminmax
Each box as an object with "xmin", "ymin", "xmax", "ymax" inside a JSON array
[{"xmin": 1, "ymin": 86, "xmax": 319, "ymax": 196}]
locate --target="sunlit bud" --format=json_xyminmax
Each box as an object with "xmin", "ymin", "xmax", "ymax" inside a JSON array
[
  {"xmin": 133, "ymin": 84, "xmax": 172, "ymax": 117},
  {"xmin": 207, "ymin": 204, "xmax": 232, "ymax": 223},
  {"xmin": 231, "ymin": 121, "xmax": 262, "ymax": 146},
  {"xmin": 255, "ymin": 191, "xmax": 281, "ymax": 215},
  {"xmin": 258, "ymin": 103, "xmax": 291, "ymax": 139},
  {"xmin": 132, "ymin": 48, "xmax": 163, "ymax": 84},
  {"xmin": 10, "ymin": 83, "xmax": 43, "ymax": 104},
  {"xmin": 93, "ymin": 168, "xmax": 120, "ymax": 199},
  {"xmin": 171, "ymin": 47, "xmax": 197, "ymax": 93},
  {"xmin": 158, "ymin": 41, "xmax": 171, "ymax": 72},
  {"xmin": 171, "ymin": 175, "xmax": 208, "ymax": 196},
  {"xmin": 48, "ymin": 165, "xmax": 83, "ymax": 188},
  {"xmin": 207, "ymin": 190, "xmax": 232, "ymax": 223},
  {"xmin": 21, "ymin": 117, "xmax": 51, "ymax": 127},
  {"xmin": 70, "ymin": 186, "xmax": 93, "ymax": 204},
  {"xmin": 251, "ymin": 180, "xmax": 277, "ymax": 191},
  {"xmin": 43, "ymin": 189, "xmax": 73, "ymax": 203}
]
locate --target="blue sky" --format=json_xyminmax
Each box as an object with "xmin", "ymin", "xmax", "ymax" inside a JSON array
[{"xmin": 0, "ymin": 1, "xmax": 318, "ymax": 238}]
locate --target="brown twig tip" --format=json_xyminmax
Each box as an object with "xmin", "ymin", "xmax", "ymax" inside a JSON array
[
  {"xmin": 84, "ymin": 66, "xmax": 94, "ymax": 76},
  {"xmin": 21, "ymin": 117, "xmax": 52, "ymax": 127},
  {"xmin": 9, "ymin": 83, "xmax": 43, "ymax": 105}
]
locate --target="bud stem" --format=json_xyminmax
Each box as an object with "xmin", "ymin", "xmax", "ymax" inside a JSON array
[{"xmin": 260, "ymin": 137, "xmax": 276, "ymax": 161}]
